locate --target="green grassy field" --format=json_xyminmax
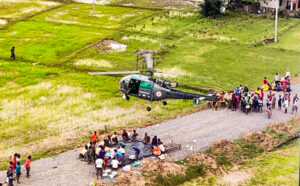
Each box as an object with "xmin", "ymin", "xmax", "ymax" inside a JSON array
[
  {"xmin": 110, "ymin": 0, "xmax": 200, "ymax": 11},
  {"xmin": 0, "ymin": 0, "xmax": 300, "ymax": 168},
  {"xmin": 244, "ymin": 140, "xmax": 299, "ymax": 185},
  {"xmin": 0, "ymin": 0, "xmax": 63, "ymax": 28},
  {"xmin": 74, "ymin": 11, "xmax": 300, "ymax": 90}
]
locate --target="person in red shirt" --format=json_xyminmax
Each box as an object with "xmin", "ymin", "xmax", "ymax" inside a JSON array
[
  {"xmin": 260, "ymin": 89, "xmax": 264, "ymax": 100},
  {"xmin": 24, "ymin": 155, "xmax": 31, "ymax": 178},
  {"xmin": 122, "ymin": 130, "xmax": 129, "ymax": 141},
  {"xmin": 12, "ymin": 153, "xmax": 17, "ymax": 170},
  {"xmin": 263, "ymin": 77, "xmax": 267, "ymax": 85},
  {"xmin": 8, "ymin": 161, "xmax": 13, "ymax": 174},
  {"xmin": 268, "ymin": 91, "xmax": 273, "ymax": 101},
  {"xmin": 104, "ymin": 156, "xmax": 110, "ymax": 169},
  {"xmin": 91, "ymin": 131, "xmax": 98, "ymax": 144}
]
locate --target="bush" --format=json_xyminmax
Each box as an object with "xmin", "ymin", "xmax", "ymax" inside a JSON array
[
  {"xmin": 235, "ymin": 139, "xmax": 264, "ymax": 158},
  {"xmin": 201, "ymin": 0, "xmax": 223, "ymax": 17},
  {"xmin": 154, "ymin": 165, "xmax": 205, "ymax": 186},
  {"xmin": 215, "ymin": 156, "xmax": 232, "ymax": 167}
]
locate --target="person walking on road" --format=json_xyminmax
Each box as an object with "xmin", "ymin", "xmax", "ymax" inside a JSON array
[
  {"xmin": 283, "ymin": 99, "xmax": 289, "ymax": 114},
  {"xmin": 24, "ymin": 155, "xmax": 31, "ymax": 178},
  {"xmin": 278, "ymin": 95, "xmax": 282, "ymax": 110},
  {"xmin": 293, "ymin": 94, "xmax": 299, "ymax": 104},
  {"xmin": 291, "ymin": 100, "xmax": 298, "ymax": 114}
]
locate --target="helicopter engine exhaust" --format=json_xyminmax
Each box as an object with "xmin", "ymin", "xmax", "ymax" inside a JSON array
[{"xmin": 155, "ymin": 79, "xmax": 178, "ymax": 88}]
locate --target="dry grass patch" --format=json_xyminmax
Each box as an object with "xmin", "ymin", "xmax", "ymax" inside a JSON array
[
  {"xmin": 209, "ymin": 140, "xmax": 246, "ymax": 164},
  {"xmin": 74, "ymin": 58, "xmax": 113, "ymax": 68},
  {"xmin": 95, "ymin": 40, "xmax": 127, "ymax": 53},
  {"xmin": 157, "ymin": 67, "xmax": 189, "ymax": 78},
  {"xmin": 121, "ymin": 35, "xmax": 159, "ymax": 43},
  {"xmin": 268, "ymin": 122, "xmax": 294, "ymax": 134},
  {"xmin": 114, "ymin": 171, "xmax": 149, "ymax": 186},
  {"xmin": 142, "ymin": 158, "xmax": 186, "ymax": 177},
  {"xmin": 242, "ymin": 131, "xmax": 278, "ymax": 151}
]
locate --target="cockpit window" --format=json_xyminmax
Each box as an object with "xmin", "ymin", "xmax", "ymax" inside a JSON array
[{"xmin": 140, "ymin": 81, "xmax": 153, "ymax": 89}]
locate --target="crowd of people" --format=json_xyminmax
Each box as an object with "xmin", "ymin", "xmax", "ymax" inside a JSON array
[
  {"xmin": 79, "ymin": 130, "xmax": 165, "ymax": 179},
  {"xmin": 210, "ymin": 69, "xmax": 298, "ymax": 118},
  {"xmin": 1, "ymin": 154, "xmax": 32, "ymax": 186}
]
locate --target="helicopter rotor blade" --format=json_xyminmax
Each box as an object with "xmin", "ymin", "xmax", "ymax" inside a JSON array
[
  {"xmin": 154, "ymin": 70, "xmax": 212, "ymax": 80},
  {"xmin": 88, "ymin": 71, "xmax": 141, "ymax": 75}
]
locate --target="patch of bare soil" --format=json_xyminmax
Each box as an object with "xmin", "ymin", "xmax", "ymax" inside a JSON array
[
  {"xmin": 209, "ymin": 140, "xmax": 245, "ymax": 164},
  {"xmin": 292, "ymin": 115, "xmax": 300, "ymax": 124},
  {"xmin": 220, "ymin": 170, "xmax": 252, "ymax": 186},
  {"xmin": 268, "ymin": 122, "xmax": 293, "ymax": 133},
  {"xmin": 95, "ymin": 40, "xmax": 127, "ymax": 53},
  {"xmin": 291, "ymin": 77, "xmax": 300, "ymax": 84},
  {"xmin": 243, "ymin": 131, "xmax": 278, "ymax": 151},
  {"xmin": 114, "ymin": 172, "xmax": 149, "ymax": 186},
  {"xmin": 186, "ymin": 153, "xmax": 226, "ymax": 176},
  {"xmin": 141, "ymin": 159, "xmax": 186, "ymax": 177}
]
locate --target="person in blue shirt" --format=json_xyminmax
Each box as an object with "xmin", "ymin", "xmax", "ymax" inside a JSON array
[
  {"xmin": 99, "ymin": 147, "xmax": 105, "ymax": 160},
  {"xmin": 151, "ymin": 136, "xmax": 158, "ymax": 147},
  {"xmin": 16, "ymin": 162, "xmax": 21, "ymax": 184},
  {"xmin": 266, "ymin": 97, "xmax": 270, "ymax": 107},
  {"xmin": 114, "ymin": 149, "xmax": 123, "ymax": 162},
  {"xmin": 132, "ymin": 146, "xmax": 140, "ymax": 160}
]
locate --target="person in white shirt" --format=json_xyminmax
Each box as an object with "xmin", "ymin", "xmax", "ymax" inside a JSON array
[
  {"xmin": 118, "ymin": 147, "xmax": 126, "ymax": 157},
  {"xmin": 283, "ymin": 99, "xmax": 289, "ymax": 114},
  {"xmin": 286, "ymin": 69, "xmax": 290, "ymax": 78},
  {"xmin": 158, "ymin": 143, "xmax": 165, "ymax": 153},
  {"xmin": 111, "ymin": 158, "xmax": 119, "ymax": 169},
  {"xmin": 291, "ymin": 100, "xmax": 298, "ymax": 114},
  {"xmin": 95, "ymin": 158, "xmax": 103, "ymax": 179},
  {"xmin": 110, "ymin": 148, "xmax": 116, "ymax": 159},
  {"xmin": 16, "ymin": 154, "xmax": 20, "ymax": 163},
  {"xmin": 274, "ymin": 73, "xmax": 280, "ymax": 84}
]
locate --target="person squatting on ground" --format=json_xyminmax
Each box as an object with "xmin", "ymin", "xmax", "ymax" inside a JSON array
[{"xmin": 132, "ymin": 146, "xmax": 140, "ymax": 160}]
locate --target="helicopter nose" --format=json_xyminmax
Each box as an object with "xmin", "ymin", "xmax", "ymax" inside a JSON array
[{"xmin": 119, "ymin": 80, "xmax": 127, "ymax": 93}]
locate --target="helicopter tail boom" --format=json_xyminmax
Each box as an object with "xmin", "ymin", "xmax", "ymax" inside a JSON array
[{"xmin": 165, "ymin": 89, "xmax": 219, "ymax": 102}]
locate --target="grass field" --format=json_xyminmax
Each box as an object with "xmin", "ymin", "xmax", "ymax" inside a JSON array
[
  {"xmin": 74, "ymin": 11, "xmax": 300, "ymax": 90},
  {"xmin": 0, "ymin": 0, "xmax": 63, "ymax": 27},
  {"xmin": 244, "ymin": 140, "xmax": 299, "ymax": 185},
  {"xmin": 110, "ymin": 0, "xmax": 200, "ymax": 11},
  {"xmin": 0, "ymin": 0, "xmax": 300, "ymax": 168}
]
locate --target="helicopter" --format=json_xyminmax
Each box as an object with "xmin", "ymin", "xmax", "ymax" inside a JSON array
[{"xmin": 89, "ymin": 49, "xmax": 219, "ymax": 111}]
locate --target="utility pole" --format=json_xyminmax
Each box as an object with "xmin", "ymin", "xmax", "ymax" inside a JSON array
[{"xmin": 274, "ymin": 0, "xmax": 279, "ymax": 43}]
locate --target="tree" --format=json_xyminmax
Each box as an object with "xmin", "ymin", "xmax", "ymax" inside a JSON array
[{"xmin": 201, "ymin": 0, "xmax": 223, "ymax": 17}]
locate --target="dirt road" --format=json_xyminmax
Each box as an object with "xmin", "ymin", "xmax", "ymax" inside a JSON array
[{"xmin": 1, "ymin": 84, "xmax": 299, "ymax": 185}]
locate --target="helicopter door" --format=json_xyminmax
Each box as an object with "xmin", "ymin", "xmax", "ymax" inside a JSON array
[
  {"xmin": 138, "ymin": 81, "xmax": 153, "ymax": 99},
  {"xmin": 128, "ymin": 78, "xmax": 141, "ymax": 95}
]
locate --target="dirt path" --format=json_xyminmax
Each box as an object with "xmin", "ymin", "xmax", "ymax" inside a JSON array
[{"xmin": 1, "ymin": 84, "xmax": 299, "ymax": 185}]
